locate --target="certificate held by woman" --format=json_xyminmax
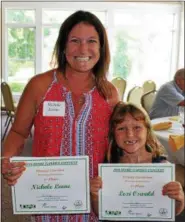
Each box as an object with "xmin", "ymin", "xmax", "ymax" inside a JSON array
[{"xmin": 10, "ymin": 156, "xmax": 90, "ymax": 214}]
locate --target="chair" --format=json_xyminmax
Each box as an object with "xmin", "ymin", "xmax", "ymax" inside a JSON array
[
  {"xmin": 142, "ymin": 80, "xmax": 156, "ymax": 94},
  {"xmin": 1, "ymin": 82, "xmax": 16, "ymax": 140},
  {"xmin": 141, "ymin": 90, "xmax": 157, "ymax": 113},
  {"xmin": 111, "ymin": 77, "xmax": 127, "ymax": 100},
  {"xmin": 127, "ymin": 86, "xmax": 143, "ymax": 106}
]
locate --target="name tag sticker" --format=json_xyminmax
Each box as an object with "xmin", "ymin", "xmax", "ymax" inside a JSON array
[{"xmin": 43, "ymin": 101, "xmax": 65, "ymax": 117}]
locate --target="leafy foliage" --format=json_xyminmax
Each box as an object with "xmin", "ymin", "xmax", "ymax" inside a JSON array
[
  {"xmin": 8, "ymin": 28, "xmax": 35, "ymax": 60},
  {"xmin": 113, "ymin": 32, "xmax": 132, "ymax": 79},
  {"xmin": 9, "ymin": 82, "xmax": 26, "ymax": 93},
  {"xmin": 7, "ymin": 10, "xmax": 35, "ymax": 77}
]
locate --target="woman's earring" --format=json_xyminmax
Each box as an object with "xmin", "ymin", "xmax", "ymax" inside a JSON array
[{"xmin": 146, "ymin": 144, "xmax": 152, "ymax": 152}]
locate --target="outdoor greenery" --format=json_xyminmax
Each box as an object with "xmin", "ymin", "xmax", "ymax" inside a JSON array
[
  {"xmin": 9, "ymin": 82, "xmax": 26, "ymax": 93},
  {"xmin": 7, "ymin": 9, "xmax": 34, "ymax": 23},
  {"xmin": 8, "ymin": 10, "xmax": 35, "ymax": 77},
  {"xmin": 113, "ymin": 31, "xmax": 132, "ymax": 80},
  {"xmin": 8, "ymin": 27, "xmax": 35, "ymax": 77},
  {"xmin": 8, "ymin": 60, "xmax": 34, "ymax": 77},
  {"xmin": 7, "ymin": 11, "xmax": 52, "ymax": 93}
]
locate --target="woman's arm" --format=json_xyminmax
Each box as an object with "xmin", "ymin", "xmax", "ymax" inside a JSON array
[
  {"xmin": 2, "ymin": 77, "xmax": 38, "ymax": 157},
  {"xmin": 2, "ymin": 74, "xmax": 45, "ymax": 185},
  {"xmin": 2, "ymin": 71, "xmax": 53, "ymax": 157}
]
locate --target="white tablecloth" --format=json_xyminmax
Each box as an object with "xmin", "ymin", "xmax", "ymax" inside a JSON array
[{"xmin": 151, "ymin": 117, "xmax": 184, "ymax": 166}]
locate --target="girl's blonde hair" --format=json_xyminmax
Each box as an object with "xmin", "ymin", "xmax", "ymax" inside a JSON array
[{"xmin": 107, "ymin": 102, "xmax": 165, "ymax": 163}]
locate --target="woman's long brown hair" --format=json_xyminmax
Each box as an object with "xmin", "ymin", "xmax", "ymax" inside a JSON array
[{"xmin": 51, "ymin": 10, "xmax": 111, "ymax": 99}]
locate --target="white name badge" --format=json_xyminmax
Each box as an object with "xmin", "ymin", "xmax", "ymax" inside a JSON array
[{"xmin": 43, "ymin": 101, "xmax": 65, "ymax": 117}]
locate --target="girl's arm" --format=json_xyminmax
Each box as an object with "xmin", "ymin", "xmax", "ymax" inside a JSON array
[{"xmin": 90, "ymin": 176, "xmax": 102, "ymax": 216}]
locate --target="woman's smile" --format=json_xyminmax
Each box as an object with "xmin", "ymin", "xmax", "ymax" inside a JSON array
[
  {"xmin": 74, "ymin": 56, "xmax": 91, "ymax": 62},
  {"xmin": 65, "ymin": 22, "xmax": 100, "ymax": 73}
]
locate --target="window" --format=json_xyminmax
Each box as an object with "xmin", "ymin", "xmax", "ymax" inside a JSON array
[
  {"xmin": 5, "ymin": 9, "xmax": 36, "ymax": 93},
  {"xmin": 178, "ymin": 7, "xmax": 184, "ymax": 68},
  {"xmin": 2, "ymin": 2, "xmax": 183, "ymax": 96},
  {"xmin": 111, "ymin": 10, "xmax": 176, "ymax": 92}
]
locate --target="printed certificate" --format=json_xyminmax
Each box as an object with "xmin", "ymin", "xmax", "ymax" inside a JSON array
[
  {"xmin": 99, "ymin": 163, "xmax": 175, "ymax": 221},
  {"xmin": 10, "ymin": 156, "xmax": 90, "ymax": 214}
]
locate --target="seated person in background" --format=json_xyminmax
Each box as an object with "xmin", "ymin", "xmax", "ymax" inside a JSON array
[
  {"xmin": 150, "ymin": 68, "xmax": 185, "ymax": 119},
  {"xmin": 90, "ymin": 102, "xmax": 185, "ymax": 219}
]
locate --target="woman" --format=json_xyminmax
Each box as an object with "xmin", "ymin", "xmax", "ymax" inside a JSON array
[
  {"xmin": 2, "ymin": 11, "xmax": 119, "ymax": 222},
  {"xmin": 90, "ymin": 102, "xmax": 184, "ymax": 220}
]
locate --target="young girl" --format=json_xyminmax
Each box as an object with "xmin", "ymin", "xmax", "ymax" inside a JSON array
[{"xmin": 90, "ymin": 102, "xmax": 184, "ymax": 219}]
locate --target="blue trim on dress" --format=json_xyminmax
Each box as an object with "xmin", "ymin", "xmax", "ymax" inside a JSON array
[{"xmin": 76, "ymin": 93, "xmax": 92, "ymax": 156}]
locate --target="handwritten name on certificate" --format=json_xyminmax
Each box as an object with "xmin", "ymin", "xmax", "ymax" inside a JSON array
[
  {"xmin": 10, "ymin": 156, "xmax": 90, "ymax": 214},
  {"xmin": 99, "ymin": 163, "xmax": 175, "ymax": 221}
]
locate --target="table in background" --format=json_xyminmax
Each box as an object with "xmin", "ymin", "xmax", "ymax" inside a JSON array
[{"xmin": 151, "ymin": 117, "xmax": 184, "ymax": 166}]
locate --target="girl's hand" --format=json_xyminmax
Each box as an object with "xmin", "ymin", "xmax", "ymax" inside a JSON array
[
  {"xmin": 90, "ymin": 176, "xmax": 102, "ymax": 216},
  {"xmin": 90, "ymin": 176, "xmax": 102, "ymax": 198},
  {"xmin": 162, "ymin": 181, "xmax": 184, "ymax": 215},
  {"xmin": 162, "ymin": 181, "xmax": 184, "ymax": 203},
  {"xmin": 1, "ymin": 158, "xmax": 26, "ymax": 186}
]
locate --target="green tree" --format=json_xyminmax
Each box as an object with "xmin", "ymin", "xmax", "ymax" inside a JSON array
[
  {"xmin": 9, "ymin": 82, "xmax": 25, "ymax": 93},
  {"xmin": 113, "ymin": 32, "xmax": 131, "ymax": 79},
  {"xmin": 8, "ymin": 28, "xmax": 35, "ymax": 60},
  {"xmin": 7, "ymin": 10, "xmax": 35, "ymax": 76}
]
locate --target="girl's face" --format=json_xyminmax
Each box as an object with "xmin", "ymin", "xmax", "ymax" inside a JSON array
[
  {"xmin": 114, "ymin": 113, "xmax": 147, "ymax": 154},
  {"xmin": 65, "ymin": 22, "xmax": 100, "ymax": 73}
]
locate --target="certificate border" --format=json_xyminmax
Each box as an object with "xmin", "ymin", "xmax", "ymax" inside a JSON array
[
  {"xmin": 11, "ymin": 156, "xmax": 90, "ymax": 214},
  {"xmin": 99, "ymin": 164, "xmax": 175, "ymax": 221}
]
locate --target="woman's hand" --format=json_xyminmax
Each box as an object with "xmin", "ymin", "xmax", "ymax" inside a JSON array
[
  {"xmin": 90, "ymin": 176, "xmax": 102, "ymax": 199},
  {"xmin": 162, "ymin": 181, "xmax": 184, "ymax": 215},
  {"xmin": 1, "ymin": 158, "xmax": 26, "ymax": 186}
]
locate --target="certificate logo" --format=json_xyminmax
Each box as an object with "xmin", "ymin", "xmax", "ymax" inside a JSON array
[
  {"xmin": 127, "ymin": 209, "xmax": 142, "ymax": 216},
  {"xmin": 105, "ymin": 210, "xmax": 121, "ymax": 215},
  {"xmin": 19, "ymin": 204, "xmax": 36, "ymax": 209},
  {"xmin": 159, "ymin": 208, "xmax": 168, "ymax": 216},
  {"xmin": 74, "ymin": 200, "xmax": 83, "ymax": 208},
  {"xmin": 62, "ymin": 205, "xmax": 67, "ymax": 210},
  {"xmin": 42, "ymin": 203, "xmax": 57, "ymax": 209},
  {"xmin": 147, "ymin": 213, "xmax": 152, "ymax": 217}
]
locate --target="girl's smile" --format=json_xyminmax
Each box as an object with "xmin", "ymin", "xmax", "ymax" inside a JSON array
[{"xmin": 115, "ymin": 113, "xmax": 147, "ymax": 154}]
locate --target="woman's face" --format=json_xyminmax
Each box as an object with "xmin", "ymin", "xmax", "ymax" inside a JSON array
[
  {"xmin": 65, "ymin": 22, "xmax": 100, "ymax": 73},
  {"xmin": 114, "ymin": 113, "xmax": 147, "ymax": 154}
]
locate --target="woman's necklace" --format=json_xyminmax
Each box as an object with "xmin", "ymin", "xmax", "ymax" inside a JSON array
[
  {"xmin": 61, "ymin": 71, "xmax": 95, "ymax": 106},
  {"xmin": 72, "ymin": 93, "xmax": 86, "ymax": 106},
  {"xmin": 77, "ymin": 94, "xmax": 85, "ymax": 105}
]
